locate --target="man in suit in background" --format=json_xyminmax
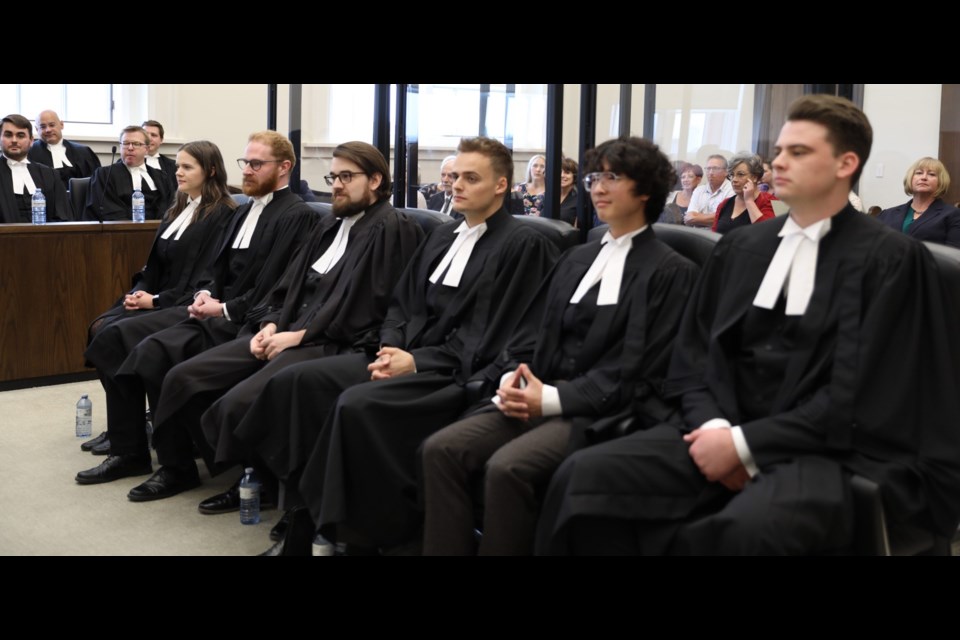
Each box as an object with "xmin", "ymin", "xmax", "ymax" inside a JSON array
[
  {"xmin": 82, "ymin": 125, "xmax": 171, "ymax": 221},
  {"xmin": 0, "ymin": 114, "xmax": 70, "ymax": 222},
  {"xmin": 426, "ymin": 155, "xmax": 460, "ymax": 218},
  {"xmin": 142, "ymin": 120, "xmax": 179, "ymax": 196},
  {"xmin": 29, "ymin": 109, "xmax": 101, "ymax": 191}
]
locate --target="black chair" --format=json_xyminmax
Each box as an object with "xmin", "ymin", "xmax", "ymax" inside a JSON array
[
  {"xmin": 68, "ymin": 177, "xmax": 90, "ymax": 221},
  {"xmin": 589, "ymin": 222, "xmax": 720, "ymax": 268},
  {"xmin": 513, "ymin": 215, "xmax": 579, "ymax": 252},
  {"xmin": 398, "ymin": 207, "xmax": 449, "ymax": 235},
  {"xmin": 850, "ymin": 241, "xmax": 960, "ymax": 556},
  {"xmin": 230, "ymin": 193, "xmax": 251, "ymax": 206},
  {"xmin": 307, "ymin": 202, "xmax": 333, "ymax": 219}
]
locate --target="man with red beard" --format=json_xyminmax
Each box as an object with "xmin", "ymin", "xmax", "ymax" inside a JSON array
[{"xmin": 77, "ymin": 131, "xmax": 317, "ymax": 493}]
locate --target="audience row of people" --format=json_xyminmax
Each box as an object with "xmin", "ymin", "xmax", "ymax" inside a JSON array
[{"xmin": 68, "ymin": 93, "xmax": 960, "ymax": 555}]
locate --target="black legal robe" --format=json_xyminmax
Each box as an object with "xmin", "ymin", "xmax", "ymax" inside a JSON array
[
  {"xmin": 537, "ymin": 207, "xmax": 960, "ymax": 555},
  {"xmin": 144, "ymin": 200, "xmax": 423, "ymax": 473},
  {"xmin": 224, "ymin": 207, "xmax": 560, "ymax": 494},
  {"xmin": 0, "ymin": 161, "xmax": 71, "ymax": 223},
  {"xmin": 82, "ymin": 160, "xmax": 172, "ymax": 221},
  {"xmin": 28, "ymin": 139, "xmax": 101, "ymax": 189},
  {"xmin": 289, "ymin": 208, "xmax": 563, "ymax": 546},
  {"xmin": 151, "ymin": 155, "xmax": 179, "ymax": 197}
]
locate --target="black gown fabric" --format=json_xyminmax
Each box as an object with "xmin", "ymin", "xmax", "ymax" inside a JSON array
[
  {"xmin": 223, "ymin": 207, "xmax": 560, "ymax": 512},
  {"xmin": 146, "ymin": 200, "xmax": 423, "ymax": 473},
  {"xmin": 312, "ymin": 227, "xmax": 699, "ymax": 548},
  {"xmin": 0, "ymin": 161, "xmax": 71, "ymax": 223},
  {"xmin": 536, "ymin": 206, "xmax": 960, "ymax": 554},
  {"xmin": 82, "ymin": 160, "xmax": 172, "ymax": 221},
  {"xmin": 28, "ymin": 139, "xmax": 101, "ymax": 189}
]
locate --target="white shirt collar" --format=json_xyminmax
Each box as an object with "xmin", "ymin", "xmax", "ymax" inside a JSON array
[
  {"xmin": 570, "ymin": 225, "xmax": 648, "ymax": 306},
  {"xmin": 753, "ymin": 215, "xmax": 832, "ymax": 316},
  {"xmin": 428, "ymin": 220, "xmax": 488, "ymax": 287}
]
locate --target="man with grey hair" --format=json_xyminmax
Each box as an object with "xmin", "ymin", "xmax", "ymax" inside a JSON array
[
  {"xmin": 684, "ymin": 153, "xmax": 733, "ymax": 228},
  {"xmin": 427, "ymin": 155, "xmax": 460, "ymax": 217}
]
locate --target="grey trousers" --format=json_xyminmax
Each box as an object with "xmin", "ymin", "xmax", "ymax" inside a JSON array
[{"xmin": 422, "ymin": 410, "xmax": 572, "ymax": 556}]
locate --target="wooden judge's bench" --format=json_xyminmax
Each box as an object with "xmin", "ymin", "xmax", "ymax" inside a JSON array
[{"xmin": 0, "ymin": 221, "xmax": 159, "ymax": 387}]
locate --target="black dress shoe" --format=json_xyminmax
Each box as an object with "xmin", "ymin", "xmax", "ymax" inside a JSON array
[
  {"xmin": 198, "ymin": 474, "xmax": 278, "ymax": 515},
  {"xmin": 259, "ymin": 540, "xmax": 284, "ymax": 556},
  {"xmin": 127, "ymin": 465, "xmax": 201, "ymax": 502},
  {"xmin": 269, "ymin": 509, "xmax": 293, "ymax": 542},
  {"xmin": 80, "ymin": 431, "xmax": 108, "ymax": 452},
  {"xmin": 90, "ymin": 438, "xmax": 111, "ymax": 456},
  {"xmin": 76, "ymin": 454, "xmax": 152, "ymax": 485}
]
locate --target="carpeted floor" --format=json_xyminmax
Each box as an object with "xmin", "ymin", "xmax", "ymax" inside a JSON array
[{"xmin": 0, "ymin": 380, "xmax": 282, "ymax": 556}]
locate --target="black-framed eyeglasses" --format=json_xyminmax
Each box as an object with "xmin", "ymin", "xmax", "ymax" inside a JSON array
[
  {"xmin": 119, "ymin": 141, "xmax": 147, "ymax": 149},
  {"xmin": 583, "ymin": 171, "xmax": 624, "ymax": 190},
  {"xmin": 324, "ymin": 171, "xmax": 367, "ymax": 186},
  {"xmin": 237, "ymin": 158, "xmax": 283, "ymax": 171}
]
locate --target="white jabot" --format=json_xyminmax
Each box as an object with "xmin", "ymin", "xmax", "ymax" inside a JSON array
[
  {"xmin": 126, "ymin": 164, "xmax": 157, "ymax": 192},
  {"xmin": 429, "ymin": 221, "xmax": 487, "ymax": 287},
  {"xmin": 440, "ymin": 195, "xmax": 453, "ymax": 215},
  {"xmin": 312, "ymin": 211, "xmax": 365, "ymax": 274},
  {"xmin": 47, "ymin": 141, "xmax": 73, "ymax": 169},
  {"xmin": 6, "ymin": 157, "xmax": 37, "ymax": 195},
  {"xmin": 145, "ymin": 154, "xmax": 162, "ymax": 170},
  {"xmin": 570, "ymin": 226, "xmax": 647, "ymax": 306},
  {"xmin": 753, "ymin": 216, "xmax": 832, "ymax": 316},
  {"xmin": 161, "ymin": 196, "xmax": 201, "ymax": 241},
  {"xmin": 232, "ymin": 192, "xmax": 274, "ymax": 249}
]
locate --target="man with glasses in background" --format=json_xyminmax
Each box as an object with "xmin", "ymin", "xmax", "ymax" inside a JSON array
[
  {"xmin": 83, "ymin": 125, "xmax": 171, "ymax": 221},
  {"xmin": 683, "ymin": 154, "xmax": 733, "ymax": 228}
]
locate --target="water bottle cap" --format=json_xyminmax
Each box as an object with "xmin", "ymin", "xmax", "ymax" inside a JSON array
[
  {"xmin": 81, "ymin": 394, "xmax": 88, "ymax": 399},
  {"xmin": 244, "ymin": 467, "xmax": 254, "ymax": 474}
]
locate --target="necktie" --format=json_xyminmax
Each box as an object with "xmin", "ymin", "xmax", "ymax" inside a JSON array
[
  {"xmin": 753, "ymin": 216, "xmax": 831, "ymax": 316},
  {"xmin": 440, "ymin": 195, "xmax": 452, "ymax": 215},
  {"xmin": 429, "ymin": 221, "xmax": 487, "ymax": 287}
]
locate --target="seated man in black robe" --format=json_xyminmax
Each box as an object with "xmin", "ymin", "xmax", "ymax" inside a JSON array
[
  {"xmin": 421, "ymin": 137, "xmax": 699, "ymax": 555},
  {"xmin": 127, "ymin": 142, "xmax": 423, "ymax": 505},
  {"xmin": 76, "ymin": 131, "xmax": 317, "ymax": 495},
  {"xmin": 203, "ymin": 137, "xmax": 560, "ymax": 555},
  {"xmin": 83, "ymin": 125, "xmax": 171, "ymax": 221},
  {"xmin": 29, "ymin": 109, "xmax": 101, "ymax": 191},
  {"xmin": 536, "ymin": 95, "xmax": 960, "ymax": 555},
  {"xmin": 0, "ymin": 113, "xmax": 70, "ymax": 223},
  {"xmin": 142, "ymin": 119, "xmax": 179, "ymax": 196}
]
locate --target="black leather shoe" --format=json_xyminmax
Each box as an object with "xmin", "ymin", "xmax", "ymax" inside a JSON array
[
  {"xmin": 259, "ymin": 540, "xmax": 284, "ymax": 556},
  {"xmin": 90, "ymin": 438, "xmax": 111, "ymax": 456},
  {"xmin": 270, "ymin": 509, "xmax": 293, "ymax": 542},
  {"xmin": 80, "ymin": 431, "xmax": 108, "ymax": 452},
  {"xmin": 198, "ymin": 475, "xmax": 278, "ymax": 515},
  {"xmin": 127, "ymin": 465, "xmax": 201, "ymax": 502},
  {"xmin": 76, "ymin": 454, "xmax": 152, "ymax": 485}
]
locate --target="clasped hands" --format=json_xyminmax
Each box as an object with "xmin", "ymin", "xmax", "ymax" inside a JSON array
[
  {"xmin": 249, "ymin": 323, "xmax": 305, "ymax": 361},
  {"xmin": 684, "ymin": 428, "xmax": 750, "ymax": 492}
]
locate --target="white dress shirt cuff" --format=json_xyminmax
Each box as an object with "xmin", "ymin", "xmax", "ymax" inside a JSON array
[
  {"xmin": 540, "ymin": 384, "xmax": 562, "ymax": 417},
  {"xmin": 222, "ymin": 304, "xmax": 232, "ymax": 321},
  {"xmin": 698, "ymin": 418, "xmax": 732, "ymax": 431},
  {"xmin": 194, "ymin": 289, "xmax": 212, "ymax": 300},
  {"xmin": 730, "ymin": 426, "xmax": 759, "ymax": 477}
]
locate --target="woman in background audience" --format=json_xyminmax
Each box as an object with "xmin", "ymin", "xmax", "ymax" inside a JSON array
[
  {"xmin": 758, "ymin": 158, "xmax": 773, "ymax": 193},
  {"xmin": 558, "ymin": 157, "xmax": 579, "ymax": 225},
  {"xmin": 514, "ymin": 154, "xmax": 546, "ymax": 216},
  {"xmin": 712, "ymin": 153, "xmax": 775, "ymax": 234},
  {"xmin": 662, "ymin": 163, "xmax": 702, "ymax": 224},
  {"xmin": 878, "ymin": 157, "xmax": 960, "ymax": 248}
]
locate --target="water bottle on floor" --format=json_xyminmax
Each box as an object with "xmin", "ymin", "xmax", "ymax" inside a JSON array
[
  {"xmin": 32, "ymin": 189, "xmax": 46, "ymax": 225},
  {"xmin": 76, "ymin": 395, "xmax": 92, "ymax": 438},
  {"xmin": 132, "ymin": 190, "xmax": 145, "ymax": 223},
  {"xmin": 240, "ymin": 467, "xmax": 261, "ymax": 525}
]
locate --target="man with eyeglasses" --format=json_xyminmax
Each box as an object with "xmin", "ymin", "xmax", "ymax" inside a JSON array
[
  {"xmin": 426, "ymin": 155, "xmax": 461, "ymax": 218},
  {"xmin": 221, "ymin": 136, "xmax": 559, "ymax": 555},
  {"xmin": 82, "ymin": 125, "xmax": 171, "ymax": 221},
  {"xmin": 0, "ymin": 113, "xmax": 71, "ymax": 223},
  {"xmin": 77, "ymin": 131, "xmax": 317, "ymax": 494},
  {"xmin": 29, "ymin": 110, "xmax": 101, "ymax": 190},
  {"xmin": 683, "ymin": 154, "xmax": 733, "ymax": 228},
  {"xmin": 420, "ymin": 137, "xmax": 699, "ymax": 555},
  {"xmin": 537, "ymin": 95, "xmax": 960, "ymax": 556},
  {"xmin": 120, "ymin": 142, "xmax": 424, "ymax": 507}
]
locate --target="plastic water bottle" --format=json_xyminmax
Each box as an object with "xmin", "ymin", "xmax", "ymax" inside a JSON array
[
  {"xmin": 75, "ymin": 394, "xmax": 92, "ymax": 438},
  {"xmin": 31, "ymin": 189, "xmax": 46, "ymax": 225},
  {"xmin": 132, "ymin": 190, "xmax": 145, "ymax": 223},
  {"xmin": 239, "ymin": 467, "xmax": 261, "ymax": 525}
]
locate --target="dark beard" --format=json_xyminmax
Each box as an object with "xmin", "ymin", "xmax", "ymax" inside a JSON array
[{"xmin": 333, "ymin": 195, "xmax": 371, "ymax": 218}]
